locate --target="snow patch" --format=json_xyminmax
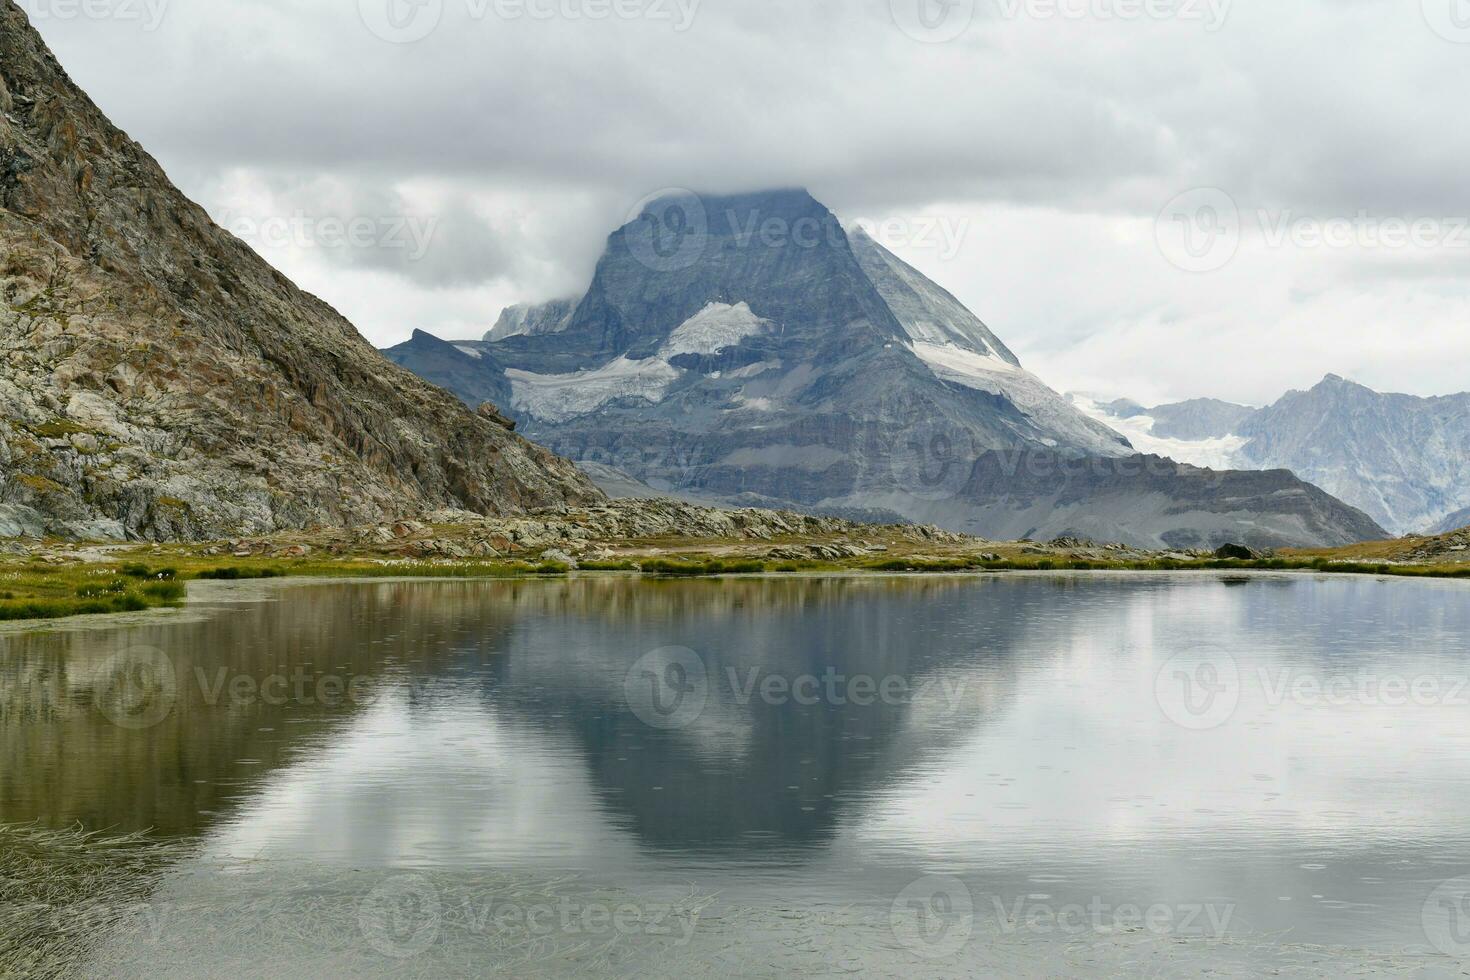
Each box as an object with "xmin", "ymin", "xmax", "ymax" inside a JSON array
[
  {"xmin": 733, "ymin": 394, "xmax": 776, "ymax": 412},
  {"xmin": 910, "ymin": 343, "xmax": 1133, "ymax": 458},
  {"xmin": 661, "ymin": 302, "xmax": 771, "ymax": 358},
  {"xmin": 507, "ymin": 357, "xmax": 681, "ymax": 422},
  {"xmin": 1073, "ymin": 395, "xmax": 1248, "ymax": 470},
  {"xmin": 453, "ymin": 345, "xmax": 483, "ymax": 360},
  {"xmin": 911, "ymin": 341, "xmax": 1020, "ymax": 384}
]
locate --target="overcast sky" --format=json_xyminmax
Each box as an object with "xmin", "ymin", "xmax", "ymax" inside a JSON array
[{"xmin": 21, "ymin": 0, "xmax": 1470, "ymax": 405}]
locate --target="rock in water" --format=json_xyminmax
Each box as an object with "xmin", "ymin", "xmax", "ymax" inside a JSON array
[{"xmin": 0, "ymin": 2, "xmax": 600, "ymax": 541}]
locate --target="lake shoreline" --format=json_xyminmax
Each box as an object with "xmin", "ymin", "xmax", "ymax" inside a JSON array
[{"xmin": 3, "ymin": 557, "xmax": 1467, "ymax": 636}]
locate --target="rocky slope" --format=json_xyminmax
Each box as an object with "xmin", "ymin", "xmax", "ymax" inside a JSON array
[
  {"xmin": 936, "ymin": 452, "xmax": 1385, "ymax": 551},
  {"xmin": 1234, "ymin": 376, "xmax": 1470, "ymax": 535},
  {"xmin": 0, "ymin": 2, "xmax": 599, "ymax": 541},
  {"xmin": 387, "ymin": 189, "xmax": 1385, "ymax": 550},
  {"xmin": 1432, "ymin": 506, "xmax": 1470, "ymax": 536},
  {"xmin": 1089, "ymin": 376, "xmax": 1470, "ymax": 535}
]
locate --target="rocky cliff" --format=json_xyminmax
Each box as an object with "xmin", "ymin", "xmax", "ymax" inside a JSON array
[{"xmin": 0, "ymin": 2, "xmax": 599, "ymax": 541}]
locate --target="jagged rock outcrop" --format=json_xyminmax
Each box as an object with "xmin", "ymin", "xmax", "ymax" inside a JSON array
[{"xmin": 0, "ymin": 2, "xmax": 600, "ymax": 541}]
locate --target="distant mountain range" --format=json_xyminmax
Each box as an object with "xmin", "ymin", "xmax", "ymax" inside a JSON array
[
  {"xmin": 0, "ymin": 3, "xmax": 599, "ymax": 540},
  {"xmin": 386, "ymin": 189, "xmax": 1385, "ymax": 550},
  {"xmin": 1080, "ymin": 376, "xmax": 1470, "ymax": 535}
]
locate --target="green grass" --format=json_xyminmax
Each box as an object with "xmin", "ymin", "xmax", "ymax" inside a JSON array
[
  {"xmin": 190, "ymin": 566, "xmax": 287, "ymax": 581},
  {"xmin": 641, "ymin": 558, "xmax": 768, "ymax": 576},
  {"xmin": 0, "ymin": 593, "xmax": 150, "ymax": 622},
  {"xmin": 119, "ymin": 564, "xmax": 177, "ymax": 580}
]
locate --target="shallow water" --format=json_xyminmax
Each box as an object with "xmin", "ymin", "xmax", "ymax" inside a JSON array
[{"xmin": 3, "ymin": 573, "xmax": 1470, "ymax": 977}]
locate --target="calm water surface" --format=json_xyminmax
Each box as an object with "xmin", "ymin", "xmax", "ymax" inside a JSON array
[{"xmin": 3, "ymin": 573, "xmax": 1470, "ymax": 977}]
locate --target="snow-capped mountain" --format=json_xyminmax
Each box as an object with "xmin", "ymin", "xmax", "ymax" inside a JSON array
[
  {"xmin": 387, "ymin": 189, "xmax": 1385, "ymax": 549},
  {"xmin": 1081, "ymin": 376, "xmax": 1470, "ymax": 535}
]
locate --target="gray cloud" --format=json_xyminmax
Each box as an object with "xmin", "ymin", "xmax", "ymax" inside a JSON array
[{"xmin": 17, "ymin": 0, "xmax": 1470, "ymax": 400}]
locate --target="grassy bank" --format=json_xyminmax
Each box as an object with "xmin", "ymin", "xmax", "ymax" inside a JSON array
[{"xmin": 2, "ymin": 548, "xmax": 1467, "ymax": 626}]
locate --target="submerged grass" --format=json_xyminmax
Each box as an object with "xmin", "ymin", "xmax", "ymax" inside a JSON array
[
  {"xmin": 0, "ymin": 821, "xmax": 716, "ymax": 980},
  {"xmin": 0, "ymin": 823, "xmax": 181, "ymax": 980}
]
